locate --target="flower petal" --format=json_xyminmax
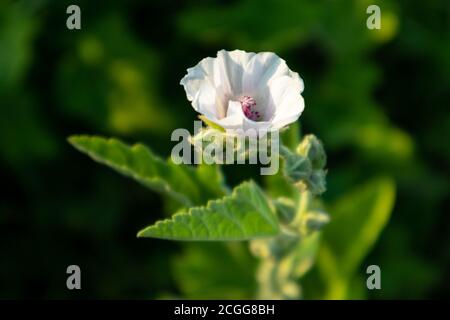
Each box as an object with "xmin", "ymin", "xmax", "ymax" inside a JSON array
[
  {"xmin": 215, "ymin": 100, "xmax": 244, "ymax": 129},
  {"xmin": 243, "ymin": 117, "xmax": 272, "ymax": 133},
  {"xmin": 181, "ymin": 50, "xmax": 306, "ymax": 133},
  {"xmin": 270, "ymin": 98, "xmax": 304, "ymax": 130},
  {"xmin": 213, "ymin": 50, "xmax": 255, "ymax": 98},
  {"xmin": 243, "ymin": 52, "xmax": 304, "ymax": 95},
  {"xmin": 180, "ymin": 57, "xmax": 215, "ymax": 101},
  {"xmin": 269, "ymin": 75, "xmax": 303, "ymax": 107},
  {"xmin": 192, "ymin": 81, "xmax": 220, "ymax": 120}
]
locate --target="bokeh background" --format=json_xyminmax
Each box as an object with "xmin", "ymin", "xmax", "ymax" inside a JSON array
[{"xmin": 0, "ymin": 0, "xmax": 449, "ymax": 299}]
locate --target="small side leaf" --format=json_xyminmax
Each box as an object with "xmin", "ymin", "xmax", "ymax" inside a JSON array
[
  {"xmin": 68, "ymin": 135, "xmax": 225, "ymax": 207},
  {"xmin": 198, "ymin": 115, "xmax": 225, "ymax": 132},
  {"xmin": 137, "ymin": 181, "xmax": 279, "ymax": 241}
]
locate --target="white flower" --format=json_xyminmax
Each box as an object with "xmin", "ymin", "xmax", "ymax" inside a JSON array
[{"xmin": 180, "ymin": 50, "xmax": 305, "ymax": 134}]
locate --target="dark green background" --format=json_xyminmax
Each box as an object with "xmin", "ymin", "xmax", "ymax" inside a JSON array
[{"xmin": 0, "ymin": 0, "xmax": 449, "ymax": 299}]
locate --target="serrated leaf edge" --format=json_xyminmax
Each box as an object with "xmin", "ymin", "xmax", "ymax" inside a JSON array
[{"xmin": 137, "ymin": 180, "xmax": 279, "ymax": 241}]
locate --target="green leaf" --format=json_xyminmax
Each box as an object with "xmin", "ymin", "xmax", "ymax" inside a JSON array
[
  {"xmin": 323, "ymin": 177, "xmax": 395, "ymax": 275},
  {"xmin": 68, "ymin": 135, "xmax": 225, "ymax": 207},
  {"xmin": 173, "ymin": 243, "xmax": 257, "ymax": 299},
  {"xmin": 137, "ymin": 181, "xmax": 279, "ymax": 241},
  {"xmin": 290, "ymin": 232, "xmax": 322, "ymax": 279},
  {"xmin": 198, "ymin": 115, "xmax": 225, "ymax": 132},
  {"xmin": 264, "ymin": 122, "xmax": 301, "ymax": 200},
  {"xmin": 316, "ymin": 177, "xmax": 396, "ymax": 298},
  {"xmin": 280, "ymin": 121, "xmax": 301, "ymax": 150}
]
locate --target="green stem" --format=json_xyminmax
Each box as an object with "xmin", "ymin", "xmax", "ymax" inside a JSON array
[
  {"xmin": 251, "ymin": 191, "xmax": 314, "ymax": 299},
  {"xmin": 251, "ymin": 138, "xmax": 327, "ymax": 299}
]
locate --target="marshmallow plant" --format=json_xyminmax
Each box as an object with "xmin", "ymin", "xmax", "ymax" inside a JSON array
[
  {"xmin": 69, "ymin": 50, "xmax": 328, "ymax": 299},
  {"xmin": 180, "ymin": 50, "xmax": 304, "ymax": 132}
]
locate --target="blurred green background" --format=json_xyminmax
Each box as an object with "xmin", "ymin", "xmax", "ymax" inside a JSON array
[{"xmin": 0, "ymin": 0, "xmax": 449, "ymax": 299}]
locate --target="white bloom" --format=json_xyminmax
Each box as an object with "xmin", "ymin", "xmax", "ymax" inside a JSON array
[{"xmin": 180, "ymin": 50, "xmax": 304, "ymax": 134}]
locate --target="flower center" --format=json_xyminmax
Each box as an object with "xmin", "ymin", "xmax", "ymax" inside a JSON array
[{"xmin": 240, "ymin": 96, "xmax": 261, "ymax": 121}]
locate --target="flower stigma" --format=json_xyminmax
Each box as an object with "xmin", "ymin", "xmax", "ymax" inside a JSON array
[{"xmin": 240, "ymin": 95, "xmax": 261, "ymax": 121}]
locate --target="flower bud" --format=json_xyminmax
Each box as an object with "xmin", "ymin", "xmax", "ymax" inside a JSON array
[
  {"xmin": 306, "ymin": 169, "xmax": 327, "ymax": 195},
  {"xmin": 297, "ymin": 134, "xmax": 326, "ymax": 170},
  {"xmin": 303, "ymin": 210, "xmax": 330, "ymax": 231},
  {"xmin": 281, "ymin": 146, "xmax": 312, "ymax": 183}
]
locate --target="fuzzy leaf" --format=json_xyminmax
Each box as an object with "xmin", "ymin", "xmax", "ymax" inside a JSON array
[
  {"xmin": 68, "ymin": 135, "xmax": 225, "ymax": 207},
  {"xmin": 172, "ymin": 243, "xmax": 257, "ymax": 299},
  {"xmin": 313, "ymin": 177, "xmax": 396, "ymax": 299},
  {"xmin": 322, "ymin": 177, "xmax": 395, "ymax": 276},
  {"xmin": 137, "ymin": 181, "xmax": 279, "ymax": 241}
]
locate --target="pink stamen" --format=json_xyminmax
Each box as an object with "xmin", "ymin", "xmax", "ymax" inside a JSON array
[{"xmin": 240, "ymin": 96, "xmax": 260, "ymax": 121}]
